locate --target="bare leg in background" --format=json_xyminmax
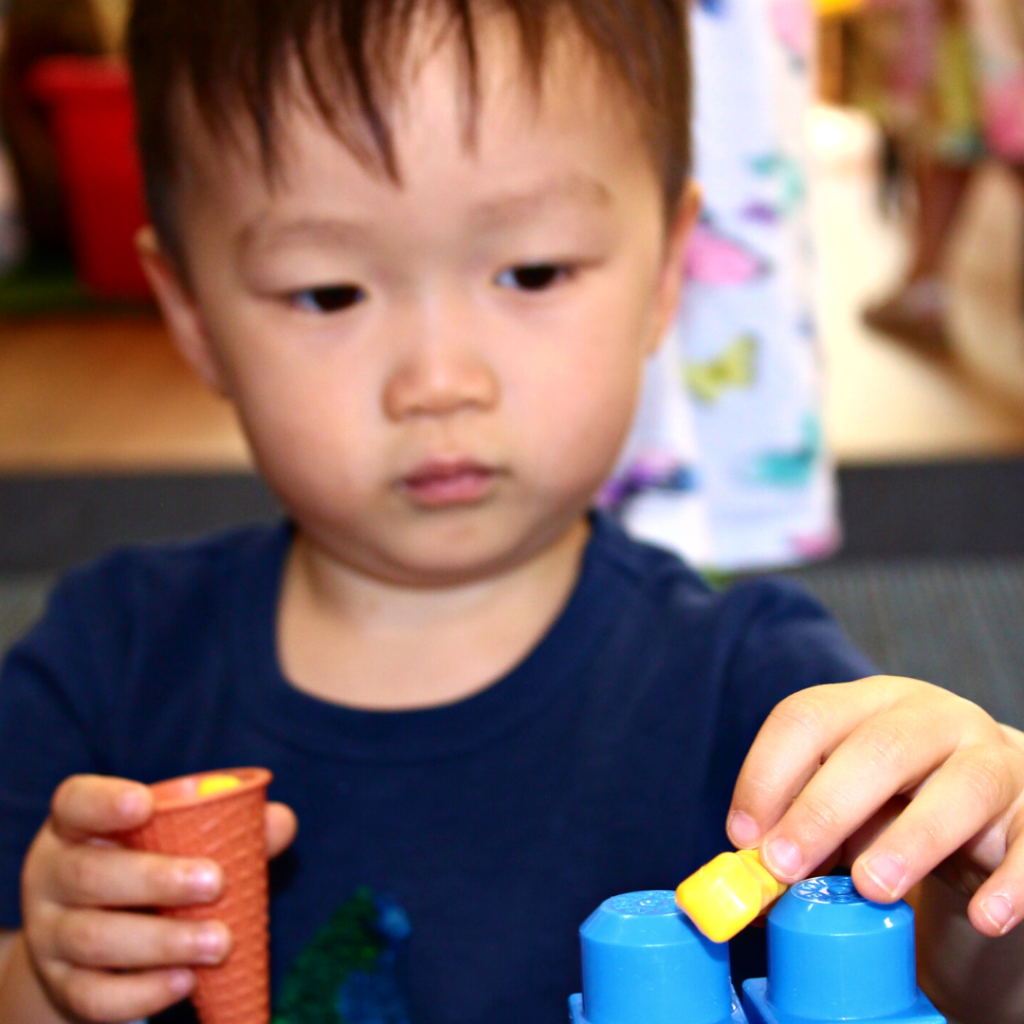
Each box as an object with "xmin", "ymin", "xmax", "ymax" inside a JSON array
[{"xmin": 863, "ymin": 159, "xmax": 975, "ymax": 355}]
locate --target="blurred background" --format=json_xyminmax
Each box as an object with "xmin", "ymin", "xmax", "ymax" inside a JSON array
[{"xmin": 0, "ymin": 0, "xmax": 1022, "ymax": 727}]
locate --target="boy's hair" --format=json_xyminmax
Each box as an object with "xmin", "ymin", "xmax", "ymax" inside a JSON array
[{"xmin": 127, "ymin": 0, "xmax": 691, "ymax": 267}]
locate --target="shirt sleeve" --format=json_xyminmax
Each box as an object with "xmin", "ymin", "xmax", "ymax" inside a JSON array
[
  {"xmin": 708, "ymin": 575, "xmax": 877, "ymax": 808},
  {"xmin": 0, "ymin": 558, "xmax": 135, "ymax": 928},
  {"xmin": 730, "ymin": 575, "xmax": 875, "ymax": 712}
]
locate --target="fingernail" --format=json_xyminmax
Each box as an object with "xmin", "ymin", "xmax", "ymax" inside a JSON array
[
  {"xmin": 117, "ymin": 786, "xmax": 148, "ymax": 818},
  {"xmin": 764, "ymin": 837, "xmax": 803, "ymax": 878},
  {"xmin": 727, "ymin": 811, "xmax": 761, "ymax": 848},
  {"xmin": 862, "ymin": 853, "xmax": 905, "ymax": 898},
  {"xmin": 196, "ymin": 924, "xmax": 227, "ymax": 963},
  {"xmin": 168, "ymin": 969, "xmax": 194, "ymax": 996},
  {"xmin": 188, "ymin": 864, "xmax": 220, "ymax": 899},
  {"xmin": 981, "ymin": 895, "xmax": 1015, "ymax": 934}
]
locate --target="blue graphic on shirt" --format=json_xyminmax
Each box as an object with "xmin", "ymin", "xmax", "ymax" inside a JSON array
[{"xmin": 274, "ymin": 889, "xmax": 412, "ymax": 1024}]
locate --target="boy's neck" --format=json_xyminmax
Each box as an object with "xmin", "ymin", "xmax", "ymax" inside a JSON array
[{"xmin": 276, "ymin": 516, "xmax": 592, "ymax": 711}]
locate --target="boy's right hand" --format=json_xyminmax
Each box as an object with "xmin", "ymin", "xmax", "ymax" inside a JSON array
[{"xmin": 19, "ymin": 774, "xmax": 296, "ymax": 1023}]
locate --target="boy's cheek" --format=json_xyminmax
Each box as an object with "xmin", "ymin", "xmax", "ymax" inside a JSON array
[{"xmin": 519, "ymin": 395, "xmax": 638, "ymax": 500}]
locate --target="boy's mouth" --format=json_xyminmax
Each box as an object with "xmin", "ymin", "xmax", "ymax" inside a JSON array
[{"xmin": 399, "ymin": 458, "xmax": 498, "ymax": 507}]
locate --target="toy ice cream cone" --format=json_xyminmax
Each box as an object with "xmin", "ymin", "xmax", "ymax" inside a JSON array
[{"xmin": 124, "ymin": 768, "xmax": 273, "ymax": 1024}]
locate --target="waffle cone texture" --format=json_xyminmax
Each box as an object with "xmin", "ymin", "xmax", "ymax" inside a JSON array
[{"xmin": 124, "ymin": 768, "xmax": 273, "ymax": 1024}]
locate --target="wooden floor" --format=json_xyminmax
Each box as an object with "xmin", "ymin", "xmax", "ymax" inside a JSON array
[
  {"xmin": 810, "ymin": 107, "xmax": 1024, "ymax": 464},
  {"xmin": 0, "ymin": 314, "xmax": 250, "ymax": 470},
  {"xmin": 2, "ymin": 106, "xmax": 1024, "ymax": 472}
]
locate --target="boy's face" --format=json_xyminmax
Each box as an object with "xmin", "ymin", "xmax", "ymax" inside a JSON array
[{"xmin": 143, "ymin": 15, "xmax": 696, "ymax": 586}]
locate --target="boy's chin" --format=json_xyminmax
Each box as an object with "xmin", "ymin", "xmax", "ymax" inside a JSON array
[{"xmin": 306, "ymin": 506, "xmax": 591, "ymax": 586}]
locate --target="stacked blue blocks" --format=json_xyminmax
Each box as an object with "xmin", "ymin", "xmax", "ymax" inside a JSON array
[
  {"xmin": 569, "ymin": 878, "xmax": 946, "ymax": 1024},
  {"xmin": 743, "ymin": 876, "xmax": 945, "ymax": 1023},
  {"xmin": 569, "ymin": 890, "xmax": 746, "ymax": 1024}
]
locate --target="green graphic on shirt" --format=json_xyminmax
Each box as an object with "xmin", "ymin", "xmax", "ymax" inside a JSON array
[{"xmin": 273, "ymin": 887, "xmax": 412, "ymax": 1024}]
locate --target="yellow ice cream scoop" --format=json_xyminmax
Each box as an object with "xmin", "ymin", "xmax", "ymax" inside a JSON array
[
  {"xmin": 197, "ymin": 774, "xmax": 243, "ymax": 797},
  {"xmin": 675, "ymin": 849, "xmax": 788, "ymax": 943},
  {"xmin": 815, "ymin": 0, "xmax": 863, "ymax": 14}
]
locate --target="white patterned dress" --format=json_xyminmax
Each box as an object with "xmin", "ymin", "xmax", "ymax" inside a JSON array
[{"xmin": 602, "ymin": 0, "xmax": 839, "ymax": 571}]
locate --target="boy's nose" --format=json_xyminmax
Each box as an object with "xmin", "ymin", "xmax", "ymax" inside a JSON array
[{"xmin": 383, "ymin": 326, "xmax": 499, "ymax": 421}]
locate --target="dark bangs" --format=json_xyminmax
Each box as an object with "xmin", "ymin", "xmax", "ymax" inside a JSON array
[{"xmin": 127, "ymin": 0, "xmax": 691, "ymax": 263}]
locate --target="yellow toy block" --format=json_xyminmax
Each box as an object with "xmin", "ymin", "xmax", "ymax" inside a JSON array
[{"xmin": 675, "ymin": 849, "xmax": 788, "ymax": 943}]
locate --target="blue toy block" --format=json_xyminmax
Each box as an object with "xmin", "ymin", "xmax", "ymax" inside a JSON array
[
  {"xmin": 567, "ymin": 890, "xmax": 748, "ymax": 1024},
  {"xmin": 741, "ymin": 876, "xmax": 946, "ymax": 1023}
]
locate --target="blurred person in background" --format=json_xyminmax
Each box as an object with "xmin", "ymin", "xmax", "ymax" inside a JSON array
[
  {"xmin": 859, "ymin": 0, "xmax": 1024, "ymax": 353},
  {"xmin": 0, "ymin": 0, "xmax": 24, "ymax": 273},
  {"xmin": 0, "ymin": 0, "xmax": 102, "ymax": 269},
  {"xmin": 603, "ymin": 0, "xmax": 838, "ymax": 572}
]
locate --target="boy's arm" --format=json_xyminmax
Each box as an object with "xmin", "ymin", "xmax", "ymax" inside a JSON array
[{"xmin": 0, "ymin": 928, "xmax": 77, "ymax": 1024}]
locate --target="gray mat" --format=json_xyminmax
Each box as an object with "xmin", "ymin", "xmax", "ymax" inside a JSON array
[
  {"xmin": 788, "ymin": 557, "xmax": 1024, "ymax": 729},
  {"xmin": 2, "ymin": 459, "xmax": 1024, "ymax": 574},
  {"xmin": 1, "ymin": 557, "xmax": 1023, "ymax": 728}
]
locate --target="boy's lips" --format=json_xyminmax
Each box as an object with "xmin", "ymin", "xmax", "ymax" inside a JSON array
[{"xmin": 399, "ymin": 458, "xmax": 500, "ymax": 507}]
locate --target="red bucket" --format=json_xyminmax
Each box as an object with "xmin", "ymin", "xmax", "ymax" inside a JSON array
[{"xmin": 29, "ymin": 56, "xmax": 150, "ymax": 299}]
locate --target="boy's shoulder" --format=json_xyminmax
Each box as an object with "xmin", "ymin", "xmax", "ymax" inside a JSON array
[
  {"xmin": 584, "ymin": 514, "xmax": 874, "ymax": 711},
  {"xmin": 0, "ymin": 523, "xmax": 292, "ymax": 777},
  {"xmin": 67, "ymin": 518, "xmax": 289, "ymax": 585},
  {"xmin": 51, "ymin": 520, "xmax": 290, "ymax": 616},
  {"xmin": 10, "ymin": 521, "xmax": 290, "ymax": 683},
  {"xmin": 587, "ymin": 513, "xmax": 852, "ymax": 646}
]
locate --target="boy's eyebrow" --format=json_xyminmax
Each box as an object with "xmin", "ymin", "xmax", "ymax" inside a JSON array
[
  {"xmin": 469, "ymin": 175, "xmax": 613, "ymax": 229},
  {"xmin": 236, "ymin": 174, "xmax": 613, "ymax": 256},
  {"xmin": 236, "ymin": 218, "xmax": 372, "ymax": 258}
]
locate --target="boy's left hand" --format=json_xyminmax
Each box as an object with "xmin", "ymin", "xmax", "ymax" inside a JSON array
[{"xmin": 728, "ymin": 677, "xmax": 1024, "ymax": 937}]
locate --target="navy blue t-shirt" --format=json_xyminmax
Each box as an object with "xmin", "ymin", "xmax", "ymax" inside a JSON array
[{"xmin": 0, "ymin": 514, "xmax": 873, "ymax": 1024}]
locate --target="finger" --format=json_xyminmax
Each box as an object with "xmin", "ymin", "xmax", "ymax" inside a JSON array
[
  {"xmin": 50, "ymin": 776, "xmax": 153, "ymax": 841},
  {"xmin": 968, "ymin": 799, "xmax": 1024, "ymax": 936},
  {"xmin": 756, "ymin": 695, "xmax": 967, "ymax": 882},
  {"xmin": 53, "ymin": 962, "xmax": 194, "ymax": 1023},
  {"xmin": 728, "ymin": 679, "xmax": 912, "ymax": 849},
  {"xmin": 839, "ymin": 797, "xmax": 906, "ymax": 866},
  {"xmin": 266, "ymin": 802, "xmax": 297, "ymax": 859},
  {"xmin": 53, "ymin": 909, "xmax": 231, "ymax": 969},
  {"xmin": 53, "ymin": 845, "xmax": 222, "ymax": 908},
  {"xmin": 851, "ymin": 745, "xmax": 1024, "ymax": 902},
  {"xmin": 749, "ymin": 848, "xmax": 844, "ymax": 928}
]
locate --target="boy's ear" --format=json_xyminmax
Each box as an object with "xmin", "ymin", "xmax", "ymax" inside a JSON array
[
  {"xmin": 135, "ymin": 226, "xmax": 229, "ymax": 396},
  {"xmin": 649, "ymin": 178, "xmax": 702, "ymax": 353}
]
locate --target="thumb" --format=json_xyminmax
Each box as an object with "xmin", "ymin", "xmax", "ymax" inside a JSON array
[
  {"xmin": 50, "ymin": 775, "xmax": 153, "ymax": 842},
  {"xmin": 266, "ymin": 802, "xmax": 297, "ymax": 859}
]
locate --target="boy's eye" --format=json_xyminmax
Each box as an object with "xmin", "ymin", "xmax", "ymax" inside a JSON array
[
  {"xmin": 496, "ymin": 264, "xmax": 573, "ymax": 292},
  {"xmin": 292, "ymin": 285, "xmax": 366, "ymax": 313}
]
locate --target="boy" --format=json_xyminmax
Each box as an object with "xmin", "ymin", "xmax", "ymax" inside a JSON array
[{"xmin": 1, "ymin": 0, "xmax": 1023, "ymax": 1022}]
